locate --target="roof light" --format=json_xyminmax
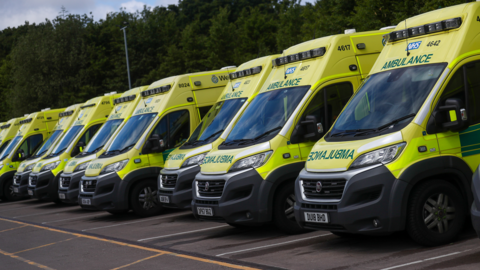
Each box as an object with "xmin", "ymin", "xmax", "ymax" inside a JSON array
[
  {"xmin": 59, "ymin": 110, "xmax": 74, "ymax": 117},
  {"xmin": 221, "ymin": 66, "xmax": 236, "ymax": 70},
  {"xmin": 114, "ymin": 94, "xmax": 136, "ymax": 104},
  {"xmin": 24, "ymin": 114, "xmax": 29, "ymax": 117},
  {"xmin": 41, "ymin": 108, "xmax": 51, "ymax": 112},
  {"xmin": 229, "ymin": 66, "xmax": 263, "ymax": 80},
  {"xmin": 272, "ymin": 47, "xmax": 326, "ymax": 68},
  {"xmin": 384, "ymin": 17, "xmax": 462, "ymax": 43},
  {"xmin": 1, "ymin": 124, "xmax": 11, "ymax": 129},
  {"xmin": 380, "ymin": 26, "xmax": 396, "ymax": 30},
  {"xmin": 19, "ymin": 118, "xmax": 33, "ymax": 125},
  {"xmin": 344, "ymin": 29, "xmax": 356, "ymax": 34},
  {"xmin": 80, "ymin": 104, "xmax": 96, "ymax": 109},
  {"xmin": 141, "ymin": 85, "xmax": 171, "ymax": 97}
]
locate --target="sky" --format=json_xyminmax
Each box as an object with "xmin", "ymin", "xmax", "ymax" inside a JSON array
[{"xmin": 0, "ymin": 0, "xmax": 179, "ymax": 30}]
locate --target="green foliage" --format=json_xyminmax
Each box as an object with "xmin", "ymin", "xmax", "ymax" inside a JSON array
[{"xmin": 0, "ymin": 0, "xmax": 471, "ymax": 121}]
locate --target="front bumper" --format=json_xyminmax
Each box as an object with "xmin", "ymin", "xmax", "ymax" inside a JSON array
[
  {"xmin": 12, "ymin": 171, "xmax": 32, "ymax": 197},
  {"xmin": 159, "ymin": 165, "xmax": 200, "ymax": 209},
  {"xmin": 78, "ymin": 172, "xmax": 128, "ymax": 211},
  {"xmin": 294, "ymin": 164, "xmax": 407, "ymax": 235},
  {"xmin": 471, "ymin": 166, "xmax": 480, "ymax": 238},
  {"xmin": 58, "ymin": 171, "xmax": 86, "ymax": 204},
  {"xmin": 191, "ymin": 168, "xmax": 273, "ymax": 225},
  {"xmin": 28, "ymin": 171, "xmax": 60, "ymax": 201}
]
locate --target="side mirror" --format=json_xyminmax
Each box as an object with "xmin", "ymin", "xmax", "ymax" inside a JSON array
[
  {"xmin": 290, "ymin": 115, "xmax": 324, "ymax": 144},
  {"xmin": 433, "ymin": 98, "xmax": 468, "ymax": 132},
  {"xmin": 143, "ymin": 134, "xmax": 165, "ymax": 154},
  {"xmin": 72, "ymin": 141, "xmax": 85, "ymax": 157},
  {"xmin": 13, "ymin": 149, "xmax": 25, "ymax": 162}
]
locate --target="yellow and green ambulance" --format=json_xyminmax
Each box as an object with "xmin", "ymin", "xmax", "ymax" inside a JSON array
[
  {"xmin": 192, "ymin": 30, "xmax": 387, "ymax": 233},
  {"xmin": 0, "ymin": 117, "xmax": 25, "ymax": 161},
  {"xmin": 58, "ymin": 86, "xmax": 147, "ymax": 204},
  {"xmin": 13, "ymin": 104, "xmax": 83, "ymax": 199},
  {"xmin": 79, "ymin": 69, "xmax": 233, "ymax": 216},
  {"xmin": 159, "ymin": 55, "xmax": 278, "ymax": 209},
  {"xmin": 0, "ymin": 108, "xmax": 64, "ymax": 201},
  {"xmin": 294, "ymin": 2, "xmax": 480, "ymax": 246},
  {"xmin": 28, "ymin": 93, "xmax": 120, "ymax": 202}
]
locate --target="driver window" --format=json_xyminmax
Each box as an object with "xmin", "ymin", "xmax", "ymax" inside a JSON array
[
  {"xmin": 77, "ymin": 124, "xmax": 102, "ymax": 146},
  {"xmin": 151, "ymin": 110, "xmax": 190, "ymax": 149},
  {"xmin": 18, "ymin": 134, "xmax": 43, "ymax": 158}
]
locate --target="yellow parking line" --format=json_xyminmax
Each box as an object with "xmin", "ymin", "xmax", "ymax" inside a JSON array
[
  {"xmin": 0, "ymin": 225, "xmax": 28, "ymax": 233},
  {"xmin": 0, "ymin": 218, "xmax": 259, "ymax": 270},
  {"xmin": 13, "ymin": 237, "xmax": 78, "ymax": 254},
  {"xmin": 112, "ymin": 253, "xmax": 165, "ymax": 270},
  {"xmin": 0, "ymin": 247, "xmax": 55, "ymax": 270}
]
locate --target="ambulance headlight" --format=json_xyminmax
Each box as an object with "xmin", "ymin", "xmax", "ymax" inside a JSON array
[
  {"xmin": 350, "ymin": 143, "xmax": 406, "ymax": 169},
  {"xmin": 25, "ymin": 163, "xmax": 35, "ymax": 172},
  {"xmin": 40, "ymin": 161, "xmax": 61, "ymax": 172},
  {"xmin": 229, "ymin": 151, "xmax": 273, "ymax": 172},
  {"xmin": 100, "ymin": 159, "xmax": 128, "ymax": 175},
  {"xmin": 181, "ymin": 153, "xmax": 207, "ymax": 168},
  {"xmin": 74, "ymin": 162, "xmax": 90, "ymax": 172}
]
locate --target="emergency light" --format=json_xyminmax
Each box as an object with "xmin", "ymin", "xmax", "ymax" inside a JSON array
[
  {"xmin": 19, "ymin": 118, "xmax": 33, "ymax": 124},
  {"xmin": 0, "ymin": 124, "xmax": 11, "ymax": 129},
  {"xmin": 229, "ymin": 66, "xmax": 262, "ymax": 80},
  {"xmin": 80, "ymin": 104, "xmax": 96, "ymax": 109},
  {"xmin": 272, "ymin": 47, "xmax": 326, "ymax": 67},
  {"xmin": 141, "ymin": 85, "xmax": 171, "ymax": 97},
  {"xmin": 384, "ymin": 17, "xmax": 462, "ymax": 43},
  {"xmin": 59, "ymin": 110, "xmax": 74, "ymax": 117},
  {"xmin": 113, "ymin": 95, "xmax": 136, "ymax": 105}
]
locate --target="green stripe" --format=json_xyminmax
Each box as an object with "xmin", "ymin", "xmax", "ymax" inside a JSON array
[{"xmin": 460, "ymin": 124, "xmax": 480, "ymax": 156}]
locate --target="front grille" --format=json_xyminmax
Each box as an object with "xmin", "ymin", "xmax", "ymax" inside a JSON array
[
  {"xmin": 59, "ymin": 177, "xmax": 71, "ymax": 189},
  {"xmin": 29, "ymin": 175, "xmax": 38, "ymax": 186},
  {"xmin": 302, "ymin": 179, "xmax": 346, "ymax": 200},
  {"xmin": 197, "ymin": 180, "xmax": 225, "ymax": 197},
  {"xmin": 302, "ymin": 203, "xmax": 337, "ymax": 210},
  {"xmin": 196, "ymin": 200, "xmax": 218, "ymax": 205},
  {"xmin": 13, "ymin": 175, "xmax": 22, "ymax": 185},
  {"xmin": 160, "ymin": 174, "xmax": 177, "ymax": 189},
  {"xmin": 81, "ymin": 180, "xmax": 96, "ymax": 193}
]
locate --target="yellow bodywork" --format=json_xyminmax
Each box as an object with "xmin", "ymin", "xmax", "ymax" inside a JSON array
[{"xmin": 0, "ymin": 117, "xmax": 25, "ymax": 152}]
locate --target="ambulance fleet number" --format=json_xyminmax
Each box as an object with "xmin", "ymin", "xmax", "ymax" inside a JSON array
[
  {"xmin": 338, "ymin": 45, "xmax": 351, "ymax": 51},
  {"xmin": 426, "ymin": 40, "xmax": 441, "ymax": 47}
]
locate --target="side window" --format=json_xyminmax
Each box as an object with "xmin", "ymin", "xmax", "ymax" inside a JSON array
[
  {"xmin": 19, "ymin": 134, "xmax": 43, "ymax": 157},
  {"xmin": 438, "ymin": 68, "xmax": 465, "ymax": 108},
  {"xmin": 466, "ymin": 62, "xmax": 480, "ymax": 125},
  {"xmin": 151, "ymin": 117, "xmax": 168, "ymax": 142},
  {"xmin": 77, "ymin": 124, "xmax": 102, "ymax": 146},
  {"xmin": 151, "ymin": 110, "xmax": 190, "ymax": 150},
  {"xmin": 198, "ymin": 106, "xmax": 212, "ymax": 120},
  {"xmin": 301, "ymin": 89, "xmax": 326, "ymax": 133}
]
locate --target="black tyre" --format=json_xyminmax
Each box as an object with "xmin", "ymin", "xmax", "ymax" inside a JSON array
[
  {"xmin": 130, "ymin": 180, "xmax": 163, "ymax": 217},
  {"xmin": 273, "ymin": 183, "xmax": 309, "ymax": 234},
  {"xmin": 2, "ymin": 178, "xmax": 22, "ymax": 201},
  {"xmin": 406, "ymin": 180, "xmax": 466, "ymax": 246},
  {"xmin": 107, "ymin": 209, "xmax": 129, "ymax": 215}
]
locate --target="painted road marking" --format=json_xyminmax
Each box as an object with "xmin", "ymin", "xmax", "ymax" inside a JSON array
[
  {"xmin": 0, "ymin": 217, "xmax": 259, "ymax": 270},
  {"xmin": 42, "ymin": 213, "xmax": 106, "ymax": 224},
  {"xmin": 13, "ymin": 237, "xmax": 78, "ymax": 254},
  {"xmin": 0, "ymin": 247, "xmax": 55, "ymax": 270},
  {"xmin": 0, "ymin": 225, "xmax": 28, "ymax": 233},
  {"xmin": 138, "ymin": 225, "xmax": 230, "ymax": 242},
  {"xmin": 0, "ymin": 199, "xmax": 36, "ymax": 206},
  {"xmin": 81, "ymin": 212, "xmax": 189, "ymax": 231},
  {"xmin": 13, "ymin": 209, "xmax": 76, "ymax": 218},
  {"xmin": 112, "ymin": 253, "xmax": 165, "ymax": 269},
  {"xmin": 216, "ymin": 233, "xmax": 333, "ymax": 257},
  {"xmin": 0, "ymin": 202, "xmax": 51, "ymax": 212},
  {"xmin": 380, "ymin": 249, "xmax": 473, "ymax": 270}
]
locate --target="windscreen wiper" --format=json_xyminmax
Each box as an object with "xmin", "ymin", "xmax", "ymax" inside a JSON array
[
  {"xmin": 252, "ymin": 126, "xmax": 282, "ymax": 141},
  {"xmin": 331, "ymin": 129, "xmax": 369, "ymax": 137},
  {"xmin": 376, "ymin": 113, "xmax": 416, "ymax": 131},
  {"xmin": 191, "ymin": 130, "xmax": 225, "ymax": 145},
  {"xmin": 117, "ymin": 143, "xmax": 136, "ymax": 153}
]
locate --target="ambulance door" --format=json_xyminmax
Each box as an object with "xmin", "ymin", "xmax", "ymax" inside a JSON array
[
  {"xmin": 13, "ymin": 134, "xmax": 43, "ymax": 165},
  {"xmin": 297, "ymin": 79, "xmax": 357, "ymax": 159}
]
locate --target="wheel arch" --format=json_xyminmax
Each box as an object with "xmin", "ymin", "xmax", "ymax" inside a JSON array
[{"xmin": 123, "ymin": 167, "xmax": 161, "ymax": 209}]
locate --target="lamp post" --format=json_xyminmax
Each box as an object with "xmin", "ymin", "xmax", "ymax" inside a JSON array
[{"xmin": 120, "ymin": 21, "xmax": 132, "ymax": 89}]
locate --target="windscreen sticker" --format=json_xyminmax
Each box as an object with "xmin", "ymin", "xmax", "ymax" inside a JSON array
[
  {"xmin": 145, "ymin": 98, "xmax": 153, "ymax": 104},
  {"xmin": 307, "ymin": 149, "xmax": 355, "ymax": 161},
  {"xmin": 406, "ymin": 41, "xmax": 422, "ymax": 51},
  {"xmin": 285, "ymin": 67, "xmax": 296, "ymax": 75},
  {"xmin": 266, "ymin": 78, "xmax": 303, "ymax": 90},
  {"xmin": 203, "ymin": 155, "xmax": 234, "ymax": 164},
  {"xmin": 380, "ymin": 54, "xmax": 433, "ymax": 70},
  {"xmin": 233, "ymin": 82, "xmax": 241, "ymax": 88}
]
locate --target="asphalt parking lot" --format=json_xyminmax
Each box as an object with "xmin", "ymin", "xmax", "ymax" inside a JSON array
[{"xmin": 1, "ymin": 199, "xmax": 480, "ymax": 270}]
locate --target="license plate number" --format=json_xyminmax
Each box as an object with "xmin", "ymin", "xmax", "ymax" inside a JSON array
[
  {"xmin": 58, "ymin": 193, "xmax": 66, "ymax": 199},
  {"xmin": 197, "ymin": 207, "xmax": 213, "ymax": 216},
  {"xmin": 28, "ymin": 190, "xmax": 33, "ymax": 196},
  {"xmin": 13, "ymin": 188, "xmax": 18, "ymax": 193},
  {"xmin": 159, "ymin": 196, "xmax": 169, "ymax": 203},
  {"xmin": 304, "ymin": 212, "xmax": 329, "ymax": 223},
  {"xmin": 81, "ymin": 198, "xmax": 91, "ymax": 205}
]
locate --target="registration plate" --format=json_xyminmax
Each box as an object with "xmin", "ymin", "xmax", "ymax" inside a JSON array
[
  {"xmin": 58, "ymin": 193, "xmax": 66, "ymax": 199},
  {"xmin": 304, "ymin": 212, "xmax": 329, "ymax": 223},
  {"xmin": 13, "ymin": 188, "xmax": 18, "ymax": 193},
  {"xmin": 81, "ymin": 198, "xmax": 91, "ymax": 205},
  {"xmin": 197, "ymin": 207, "xmax": 213, "ymax": 216},
  {"xmin": 28, "ymin": 190, "xmax": 33, "ymax": 196},
  {"xmin": 159, "ymin": 196, "xmax": 169, "ymax": 203}
]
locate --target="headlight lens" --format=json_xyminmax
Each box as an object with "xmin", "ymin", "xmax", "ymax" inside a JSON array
[
  {"xmin": 0, "ymin": 164, "xmax": 3, "ymax": 170},
  {"xmin": 229, "ymin": 151, "xmax": 273, "ymax": 172},
  {"xmin": 74, "ymin": 162, "xmax": 90, "ymax": 172},
  {"xmin": 40, "ymin": 161, "xmax": 61, "ymax": 172},
  {"xmin": 25, "ymin": 163, "xmax": 35, "ymax": 172},
  {"xmin": 100, "ymin": 159, "xmax": 129, "ymax": 175},
  {"xmin": 350, "ymin": 143, "xmax": 406, "ymax": 169},
  {"xmin": 181, "ymin": 153, "xmax": 207, "ymax": 168}
]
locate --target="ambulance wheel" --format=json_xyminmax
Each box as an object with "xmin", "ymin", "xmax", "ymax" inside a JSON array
[
  {"xmin": 273, "ymin": 183, "xmax": 309, "ymax": 234},
  {"xmin": 2, "ymin": 179, "xmax": 21, "ymax": 201},
  {"xmin": 107, "ymin": 209, "xmax": 129, "ymax": 215},
  {"xmin": 130, "ymin": 180, "xmax": 163, "ymax": 217},
  {"xmin": 407, "ymin": 180, "xmax": 466, "ymax": 246}
]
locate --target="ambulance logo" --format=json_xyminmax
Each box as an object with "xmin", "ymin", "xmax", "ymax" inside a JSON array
[
  {"xmin": 211, "ymin": 75, "xmax": 219, "ymax": 84},
  {"xmin": 204, "ymin": 182, "xmax": 210, "ymax": 192},
  {"xmin": 406, "ymin": 41, "xmax": 422, "ymax": 51},
  {"xmin": 316, "ymin": 181, "xmax": 322, "ymax": 193}
]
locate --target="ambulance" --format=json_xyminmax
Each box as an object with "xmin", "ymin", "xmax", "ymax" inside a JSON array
[
  {"xmin": 0, "ymin": 108, "xmax": 64, "ymax": 201},
  {"xmin": 192, "ymin": 30, "xmax": 387, "ymax": 233},
  {"xmin": 0, "ymin": 117, "xmax": 25, "ymax": 200},
  {"xmin": 294, "ymin": 2, "xmax": 480, "ymax": 246},
  {"xmin": 79, "ymin": 69, "xmax": 233, "ymax": 216},
  {"xmin": 13, "ymin": 104, "xmax": 83, "ymax": 199},
  {"xmin": 28, "ymin": 93, "xmax": 120, "ymax": 202},
  {"xmin": 58, "ymin": 87, "xmax": 147, "ymax": 204},
  {"xmin": 159, "ymin": 56, "xmax": 278, "ymax": 210}
]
